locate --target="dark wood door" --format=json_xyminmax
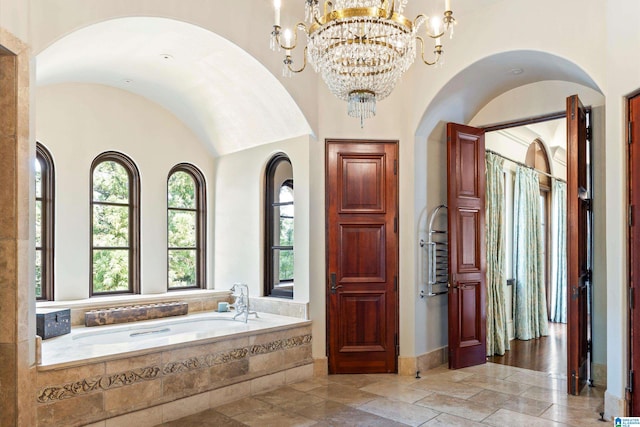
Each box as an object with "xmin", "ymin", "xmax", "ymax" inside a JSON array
[
  {"xmin": 566, "ymin": 94, "xmax": 589, "ymax": 395},
  {"xmin": 326, "ymin": 140, "xmax": 399, "ymax": 374},
  {"xmin": 447, "ymin": 123, "xmax": 487, "ymax": 369},
  {"xmin": 630, "ymin": 94, "xmax": 640, "ymax": 414}
]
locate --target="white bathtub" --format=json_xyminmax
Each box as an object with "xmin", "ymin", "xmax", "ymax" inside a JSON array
[{"xmin": 40, "ymin": 311, "xmax": 309, "ymax": 368}]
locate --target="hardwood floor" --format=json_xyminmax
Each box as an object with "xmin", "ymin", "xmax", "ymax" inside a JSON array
[{"xmin": 487, "ymin": 322, "xmax": 567, "ymax": 376}]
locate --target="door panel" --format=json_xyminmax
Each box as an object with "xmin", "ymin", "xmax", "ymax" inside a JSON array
[
  {"xmin": 339, "ymin": 223, "xmax": 386, "ymax": 281},
  {"xmin": 326, "ymin": 140, "xmax": 399, "ymax": 374},
  {"xmin": 447, "ymin": 123, "xmax": 487, "ymax": 369},
  {"xmin": 566, "ymin": 94, "xmax": 589, "ymax": 395},
  {"xmin": 340, "ymin": 156, "xmax": 385, "ymax": 213}
]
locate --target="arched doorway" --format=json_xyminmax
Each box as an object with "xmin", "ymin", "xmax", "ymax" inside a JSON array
[{"xmin": 414, "ymin": 50, "xmax": 604, "ymax": 395}]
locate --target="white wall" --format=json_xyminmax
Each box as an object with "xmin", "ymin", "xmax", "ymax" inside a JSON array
[
  {"xmin": 0, "ymin": 0, "xmax": 29, "ymax": 43},
  {"xmin": 213, "ymin": 135, "xmax": 311, "ymax": 303},
  {"xmin": 604, "ymin": 0, "xmax": 640, "ymax": 414},
  {"xmin": 36, "ymin": 83, "xmax": 215, "ymax": 300}
]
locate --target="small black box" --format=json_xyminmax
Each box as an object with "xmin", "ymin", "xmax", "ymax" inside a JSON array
[{"xmin": 36, "ymin": 308, "xmax": 71, "ymax": 340}]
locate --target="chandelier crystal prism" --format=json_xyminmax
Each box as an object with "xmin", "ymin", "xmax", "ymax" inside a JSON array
[{"xmin": 270, "ymin": 0, "xmax": 456, "ymax": 127}]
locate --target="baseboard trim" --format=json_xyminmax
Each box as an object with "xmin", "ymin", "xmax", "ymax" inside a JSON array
[{"xmin": 399, "ymin": 347, "xmax": 448, "ymax": 376}]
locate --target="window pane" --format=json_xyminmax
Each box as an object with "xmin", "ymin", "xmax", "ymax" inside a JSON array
[
  {"xmin": 93, "ymin": 205, "xmax": 129, "ymax": 247},
  {"xmin": 92, "ymin": 249, "xmax": 129, "ymax": 292},
  {"xmin": 169, "ymin": 249, "xmax": 196, "ymax": 287},
  {"xmin": 280, "ymin": 203, "xmax": 294, "ymax": 218},
  {"xmin": 279, "ymin": 185, "xmax": 293, "ymax": 203},
  {"xmin": 168, "ymin": 210, "xmax": 196, "ymax": 247},
  {"xmin": 273, "ymin": 248, "xmax": 294, "ymax": 282},
  {"xmin": 35, "ymin": 250, "xmax": 42, "ymax": 298},
  {"xmin": 93, "ymin": 161, "xmax": 129, "ymax": 203},
  {"xmin": 35, "ymin": 200, "xmax": 42, "ymax": 247},
  {"xmin": 35, "ymin": 158, "xmax": 42, "ymax": 198},
  {"xmin": 168, "ymin": 171, "xmax": 196, "ymax": 209},
  {"xmin": 279, "ymin": 215, "xmax": 294, "ymax": 246}
]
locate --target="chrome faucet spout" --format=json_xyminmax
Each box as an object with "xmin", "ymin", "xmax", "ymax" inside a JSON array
[{"xmin": 229, "ymin": 283, "xmax": 259, "ymax": 323}]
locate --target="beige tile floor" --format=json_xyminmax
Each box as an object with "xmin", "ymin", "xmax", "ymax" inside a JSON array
[{"xmin": 156, "ymin": 363, "xmax": 605, "ymax": 426}]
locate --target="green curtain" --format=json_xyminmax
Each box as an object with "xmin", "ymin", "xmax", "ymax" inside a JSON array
[
  {"xmin": 550, "ymin": 179, "xmax": 567, "ymax": 323},
  {"xmin": 513, "ymin": 166, "xmax": 549, "ymax": 340},
  {"xmin": 485, "ymin": 153, "xmax": 510, "ymax": 356}
]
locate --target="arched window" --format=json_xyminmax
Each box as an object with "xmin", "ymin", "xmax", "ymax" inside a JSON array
[
  {"xmin": 90, "ymin": 152, "xmax": 140, "ymax": 295},
  {"xmin": 167, "ymin": 164, "xmax": 206, "ymax": 289},
  {"xmin": 35, "ymin": 143, "xmax": 55, "ymax": 300},
  {"xmin": 264, "ymin": 154, "xmax": 294, "ymax": 299},
  {"xmin": 526, "ymin": 139, "xmax": 552, "ymax": 317}
]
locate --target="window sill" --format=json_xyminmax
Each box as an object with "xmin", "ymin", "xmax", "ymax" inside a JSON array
[{"xmin": 36, "ymin": 289, "xmax": 230, "ymax": 312}]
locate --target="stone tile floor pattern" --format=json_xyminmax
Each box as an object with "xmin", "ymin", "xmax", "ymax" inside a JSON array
[{"xmin": 157, "ymin": 363, "xmax": 605, "ymax": 426}]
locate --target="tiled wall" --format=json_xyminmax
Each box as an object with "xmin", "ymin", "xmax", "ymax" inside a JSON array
[
  {"xmin": 36, "ymin": 324, "xmax": 313, "ymax": 426},
  {"xmin": 0, "ymin": 27, "xmax": 36, "ymax": 427}
]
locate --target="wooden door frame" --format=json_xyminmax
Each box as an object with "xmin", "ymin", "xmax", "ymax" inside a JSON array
[
  {"xmin": 324, "ymin": 138, "xmax": 400, "ymax": 374},
  {"xmin": 627, "ymin": 90, "xmax": 640, "ymax": 414},
  {"xmin": 481, "ymin": 106, "xmax": 592, "ymax": 393}
]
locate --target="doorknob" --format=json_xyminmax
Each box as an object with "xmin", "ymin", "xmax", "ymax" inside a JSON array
[{"xmin": 329, "ymin": 272, "xmax": 343, "ymax": 294}]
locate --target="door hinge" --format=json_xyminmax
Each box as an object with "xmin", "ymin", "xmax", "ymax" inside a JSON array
[
  {"xmin": 629, "ymin": 121, "xmax": 633, "ymax": 145},
  {"xmin": 631, "ymin": 287, "xmax": 635, "ymax": 310},
  {"xmin": 394, "ymin": 276, "xmax": 398, "ymax": 291},
  {"xmin": 395, "ymin": 333, "xmax": 399, "ymax": 356},
  {"xmin": 394, "ymin": 217, "xmax": 398, "ymax": 233},
  {"xmin": 586, "ymin": 126, "xmax": 592, "ymax": 141},
  {"xmin": 629, "ymin": 370, "xmax": 635, "ymax": 394},
  {"xmin": 571, "ymin": 371, "xmax": 577, "ymax": 395},
  {"xmin": 630, "ymin": 205, "xmax": 634, "ymax": 227},
  {"xmin": 587, "ymin": 339, "xmax": 592, "ymax": 354},
  {"xmin": 394, "ymin": 159, "xmax": 397, "ymax": 175}
]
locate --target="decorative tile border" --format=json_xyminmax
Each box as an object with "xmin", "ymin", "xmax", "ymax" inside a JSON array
[
  {"xmin": 37, "ymin": 367, "xmax": 160, "ymax": 403},
  {"xmin": 163, "ymin": 347, "xmax": 249, "ymax": 375},
  {"xmin": 36, "ymin": 333, "xmax": 312, "ymax": 403}
]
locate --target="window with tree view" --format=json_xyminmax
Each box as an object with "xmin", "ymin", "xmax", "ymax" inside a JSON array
[
  {"xmin": 265, "ymin": 155, "xmax": 294, "ymax": 298},
  {"xmin": 91, "ymin": 152, "xmax": 139, "ymax": 295},
  {"xmin": 167, "ymin": 164, "xmax": 206, "ymax": 289},
  {"xmin": 35, "ymin": 143, "xmax": 54, "ymax": 300}
]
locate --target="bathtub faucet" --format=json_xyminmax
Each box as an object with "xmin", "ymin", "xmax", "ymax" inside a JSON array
[{"xmin": 229, "ymin": 283, "xmax": 259, "ymax": 323}]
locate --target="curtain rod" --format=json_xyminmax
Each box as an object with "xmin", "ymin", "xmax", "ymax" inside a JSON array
[{"xmin": 486, "ymin": 149, "xmax": 567, "ymax": 184}]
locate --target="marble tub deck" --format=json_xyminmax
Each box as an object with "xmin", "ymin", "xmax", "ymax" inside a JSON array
[
  {"xmin": 156, "ymin": 363, "xmax": 605, "ymax": 427},
  {"xmin": 40, "ymin": 311, "xmax": 308, "ymax": 368}
]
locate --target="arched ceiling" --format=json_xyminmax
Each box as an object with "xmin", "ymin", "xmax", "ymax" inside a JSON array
[
  {"xmin": 416, "ymin": 50, "xmax": 602, "ymax": 139},
  {"xmin": 36, "ymin": 17, "xmax": 312, "ymax": 157}
]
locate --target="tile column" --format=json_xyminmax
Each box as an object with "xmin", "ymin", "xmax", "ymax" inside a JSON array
[{"xmin": 0, "ymin": 28, "xmax": 36, "ymax": 427}]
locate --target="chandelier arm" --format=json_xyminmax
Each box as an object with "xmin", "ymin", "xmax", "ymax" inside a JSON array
[
  {"xmin": 414, "ymin": 14, "xmax": 428, "ymax": 29},
  {"xmin": 324, "ymin": 0, "xmax": 333, "ymax": 17},
  {"xmin": 382, "ymin": 0, "xmax": 395, "ymax": 18},
  {"xmin": 277, "ymin": 22, "xmax": 308, "ymax": 51},
  {"xmin": 287, "ymin": 46, "xmax": 308, "ymax": 74},
  {"xmin": 416, "ymin": 36, "xmax": 443, "ymax": 66}
]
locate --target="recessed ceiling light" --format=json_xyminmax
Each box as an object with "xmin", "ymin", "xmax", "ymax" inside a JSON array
[
  {"xmin": 160, "ymin": 53, "xmax": 174, "ymax": 60},
  {"xmin": 510, "ymin": 68, "xmax": 524, "ymax": 75},
  {"xmin": 122, "ymin": 79, "xmax": 133, "ymax": 84}
]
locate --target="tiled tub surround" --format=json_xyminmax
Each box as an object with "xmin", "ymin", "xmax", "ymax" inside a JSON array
[
  {"xmin": 36, "ymin": 312, "xmax": 312, "ymax": 426},
  {"xmin": 36, "ymin": 290, "xmax": 310, "ymax": 328},
  {"xmin": 36, "ymin": 290, "xmax": 235, "ymax": 327}
]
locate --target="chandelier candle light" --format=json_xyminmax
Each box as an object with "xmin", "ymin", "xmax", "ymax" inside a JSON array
[{"xmin": 270, "ymin": 0, "xmax": 456, "ymax": 127}]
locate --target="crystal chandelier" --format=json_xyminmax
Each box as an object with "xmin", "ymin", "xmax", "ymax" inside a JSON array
[{"xmin": 270, "ymin": 0, "xmax": 456, "ymax": 127}]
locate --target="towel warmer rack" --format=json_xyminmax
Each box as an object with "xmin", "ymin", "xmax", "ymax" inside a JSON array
[{"xmin": 421, "ymin": 204, "xmax": 449, "ymax": 296}]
